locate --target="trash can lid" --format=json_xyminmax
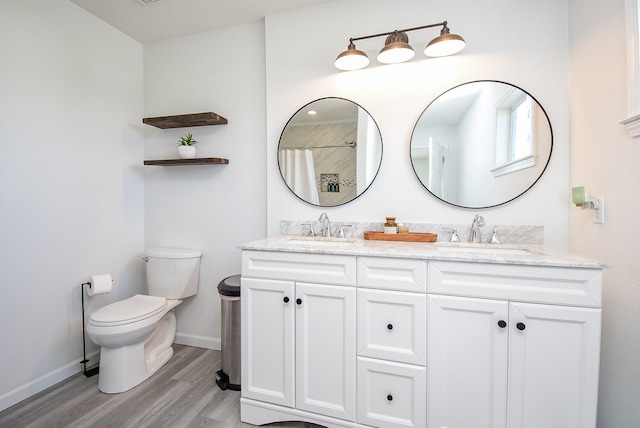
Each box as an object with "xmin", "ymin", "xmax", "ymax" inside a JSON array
[{"xmin": 218, "ymin": 274, "xmax": 241, "ymax": 297}]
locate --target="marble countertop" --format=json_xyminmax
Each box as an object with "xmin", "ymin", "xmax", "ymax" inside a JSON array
[{"xmin": 239, "ymin": 235, "xmax": 608, "ymax": 269}]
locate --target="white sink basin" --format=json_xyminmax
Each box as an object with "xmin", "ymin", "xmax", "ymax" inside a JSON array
[
  {"xmin": 436, "ymin": 244, "xmax": 533, "ymax": 255},
  {"xmin": 285, "ymin": 238, "xmax": 355, "ymax": 246}
]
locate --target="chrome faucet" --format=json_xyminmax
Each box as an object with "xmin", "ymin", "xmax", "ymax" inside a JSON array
[
  {"xmin": 490, "ymin": 228, "xmax": 506, "ymax": 244},
  {"xmin": 337, "ymin": 224, "xmax": 352, "ymax": 238},
  {"xmin": 301, "ymin": 223, "xmax": 315, "ymax": 237},
  {"xmin": 441, "ymin": 227, "xmax": 461, "ymax": 242},
  {"xmin": 468, "ymin": 214, "xmax": 486, "ymax": 243},
  {"xmin": 318, "ymin": 212, "xmax": 331, "ymax": 237}
]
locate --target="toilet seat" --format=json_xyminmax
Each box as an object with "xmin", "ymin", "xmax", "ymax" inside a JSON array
[{"xmin": 89, "ymin": 295, "xmax": 167, "ymax": 327}]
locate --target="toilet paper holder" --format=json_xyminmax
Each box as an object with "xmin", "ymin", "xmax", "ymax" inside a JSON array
[{"xmin": 80, "ymin": 280, "xmax": 100, "ymax": 377}]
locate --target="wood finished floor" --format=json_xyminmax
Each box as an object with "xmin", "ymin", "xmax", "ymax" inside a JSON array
[{"xmin": 0, "ymin": 345, "xmax": 319, "ymax": 428}]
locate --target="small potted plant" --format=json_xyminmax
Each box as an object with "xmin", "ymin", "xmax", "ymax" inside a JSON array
[{"xmin": 177, "ymin": 131, "xmax": 198, "ymax": 159}]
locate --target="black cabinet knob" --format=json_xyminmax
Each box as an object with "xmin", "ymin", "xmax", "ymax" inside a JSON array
[
  {"xmin": 498, "ymin": 320, "xmax": 507, "ymax": 328},
  {"xmin": 387, "ymin": 394, "xmax": 393, "ymax": 401},
  {"xmin": 387, "ymin": 323, "xmax": 394, "ymax": 330},
  {"xmin": 516, "ymin": 322, "xmax": 526, "ymax": 331},
  {"xmin": 283, "ymin": 297, "xmax": 289, "ymax": 303},
  {"xmin": 296, "ymin": 298, "xmax": 302, "ymax": 305}
]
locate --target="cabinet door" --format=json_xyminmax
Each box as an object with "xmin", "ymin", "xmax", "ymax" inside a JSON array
[
  {"xmin": 295, "ymin": 282, "xmax": 356, "ymax": 421},
  {"xmin": 241, "ymin": 277, "xmax": 295, "ymax": 407},
  {"xmin": 507, "ymin": 302, "xmax": 601, "ymax": 428},
  {"xmin": 428, "ymin": 295, "xmax": 509, "ymax": 428}
]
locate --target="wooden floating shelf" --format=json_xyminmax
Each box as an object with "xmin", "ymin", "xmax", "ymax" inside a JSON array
[
  {"xmin": 364, "ymin": 231, "xmax": 438, "ymax": 242},
  {"xmin": 144, "ymin": 157, "xmax": 229, "ymax": 166},
  {"xmin": 142, "ymin": 112, "xmax": 228, "ymax": 129}
]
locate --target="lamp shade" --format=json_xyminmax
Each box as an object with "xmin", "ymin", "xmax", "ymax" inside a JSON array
[
  {"xmin": 424, "ymin": 25, "xmax": 466, "ymax": 57},
  {"xmin": 377, "ymin": 31, "xmax": 415, "ymax": 64},
  {"xmin": 335, "ymin": 41, "xmax": 370, "ymax": 70}
]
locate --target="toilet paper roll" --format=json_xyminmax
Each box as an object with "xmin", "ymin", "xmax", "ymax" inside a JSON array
[{"xmin": 87, "ymin": 274, "xmax": 112, "ymax": 296}]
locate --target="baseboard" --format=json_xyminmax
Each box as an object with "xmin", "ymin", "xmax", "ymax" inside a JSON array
[
  {"xmin": 241, "ymin": 398, "xmax": 364, "ymax": 428},
  {"xmin": 174, "ymin": 332, "xmax": 220, "ymax": 351},
  {"xmin": 0, "ymin": 334, "xmax": 217, "ymax": 413},
  {"xmin": 0, "ymin": 350, "xmax": 100, "ymax": 413}
]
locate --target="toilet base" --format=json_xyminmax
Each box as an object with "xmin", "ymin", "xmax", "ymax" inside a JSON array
[{"xmin": 97, "ymin": 311, "xmax": 177, "ymax": 394}]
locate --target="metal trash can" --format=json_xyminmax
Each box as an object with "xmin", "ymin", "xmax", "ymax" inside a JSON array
[{"xmin": 215, "ymin": 274, "xmax": 241, "ymax": 391}]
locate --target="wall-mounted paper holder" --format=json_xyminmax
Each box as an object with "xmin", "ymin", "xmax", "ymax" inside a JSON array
[{"xmin": 572, "ymin": 186, "xmax": 605, "ymax": 224}]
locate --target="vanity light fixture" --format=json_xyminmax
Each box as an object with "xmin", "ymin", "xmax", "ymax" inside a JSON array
[
  {"xmin": 377, "ymin": 31, "xmax": 415, "ymax": 64},
  {"xmin": 335, "ymin": 21, "xmax": 465, "ymax": 71}
]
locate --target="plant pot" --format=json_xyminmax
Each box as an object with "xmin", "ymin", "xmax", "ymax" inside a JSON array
[{"xmin": 178, "ymin": 145, "xmax": 196, "ymax": 159}]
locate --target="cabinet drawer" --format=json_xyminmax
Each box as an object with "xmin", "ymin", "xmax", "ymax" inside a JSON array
[
  {"xmin": 429, "ymin": 260, "xmax": 602, "ymax": 307},
  {"xmin": 357, "ymin": 257, "xmax": 427, "ymax": 292},
  {"xmin": 357, "ymin": 357, "xmax": 426, "ymax": 428},
  {"xmin": 357, "ymin": 289, "xmax": 427, "ymax": 365},
  {"xmin": 242, "ymin": 250, "xmax": 356, "ymax": 285}
]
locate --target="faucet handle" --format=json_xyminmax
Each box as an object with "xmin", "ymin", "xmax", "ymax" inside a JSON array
[
  {"xmin": 489, "ymin": 228, "xmax": 507, "ymax": 244},
  {"xmin": 441, "ymin": 227, "xmax": 461, "ymax": 243},
  {"xmin": 301, "ymin": 223, "xmax": 315, "ymax": 237},
  {"xmin": 337, "ymin": 224, "xmax": 352, "ymax": 238}
]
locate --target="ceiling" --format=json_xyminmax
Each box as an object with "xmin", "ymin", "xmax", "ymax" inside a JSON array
[{"xmin": 71, "ymin": 0, "xmax": 339, "ymax": 43}]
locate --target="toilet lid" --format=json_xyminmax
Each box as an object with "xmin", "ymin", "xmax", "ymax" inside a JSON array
[{"xmin": 89, "ymin": 295, "xmax": 167, "ymax": 326}]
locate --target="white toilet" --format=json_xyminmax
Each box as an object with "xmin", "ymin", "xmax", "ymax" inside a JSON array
[{"xmin": 87, "ymin": 247, "xmax": 202, "ymax": 393}]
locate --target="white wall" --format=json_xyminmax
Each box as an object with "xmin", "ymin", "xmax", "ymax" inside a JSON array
[
  {"xmin": 568, "ymin": 0, "xmax": 640, "ymax": 426},
  {"xmin": 143, "ymin": 23, "xmax": 267, "ymax": 349},
  {"xmin": 0, "ymin": 0, "xmax": 144, "ymax": 411},
  {"xmin": 265, "ymin": 0, "xmax": 571, "ymax": 251}
]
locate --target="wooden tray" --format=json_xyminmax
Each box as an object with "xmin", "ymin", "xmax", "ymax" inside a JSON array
[{"xmin": 364, "ymin": 231, "xmax": 437, "ymax": 242}]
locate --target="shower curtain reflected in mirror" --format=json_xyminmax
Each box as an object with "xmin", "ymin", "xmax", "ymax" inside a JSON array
[{"xmin": 278, "ymin": 149, "xmax": 319, "ymax": 205}]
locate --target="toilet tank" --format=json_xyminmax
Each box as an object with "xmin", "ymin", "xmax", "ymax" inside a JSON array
[{"xmin": 145, "ymin": 247, "xmax": 202, "ymax": 299}]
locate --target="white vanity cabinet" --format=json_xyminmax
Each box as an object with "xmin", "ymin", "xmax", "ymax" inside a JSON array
[
  {"xmin": 239, "ymin": 240, "xmax": 604, "ymax": 428},
  {"xmin": 241, "ymin": 251, "xmax": 357, "ymax": 424},
  {"xmin": 427, "ymin": 261, "xmax": 602, "ymax": 428}
]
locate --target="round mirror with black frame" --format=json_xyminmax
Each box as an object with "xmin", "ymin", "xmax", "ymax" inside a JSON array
[
  {"xmin": 410, "ymin": 80, "xmax": 553, "ymax": 209},
  {"xmin": 278, "ymin": 97, "xmax": 383, "ymax": 207}
]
